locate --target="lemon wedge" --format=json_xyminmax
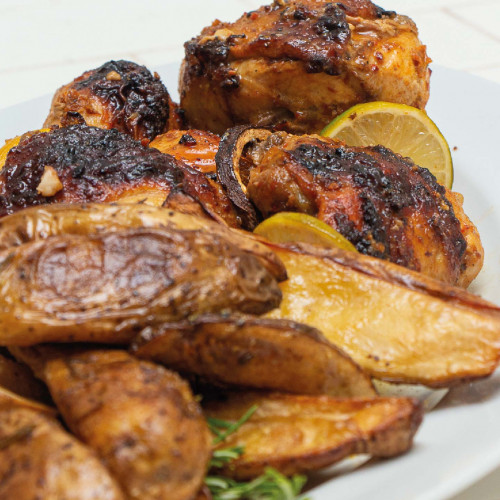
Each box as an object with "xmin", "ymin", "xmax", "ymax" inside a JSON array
[
  {"xmin": 321, "ymin": 102, "xmax": 453, "ymax": 189},
  {"xmin": 254, "ymin": 212, "xmax": 357, "ymax": 252}
]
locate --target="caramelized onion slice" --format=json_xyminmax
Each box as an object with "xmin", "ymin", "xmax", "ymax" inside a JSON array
[{"xmin": 216, "ymin": 126, "xmax": 272, "ymax": 229}]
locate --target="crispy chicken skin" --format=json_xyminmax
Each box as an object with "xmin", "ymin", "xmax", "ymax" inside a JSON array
[
  {"xmin": 0, "ymin": 124, "xmax": 240, "ymax": 226},
  {"xmin": 180, "ymin": 0, "xmax": 431, "ymax": 134},
  {"xmin": 13, "ymin": 347, "xmax": 212, "ymax": 500},
  {"xmin": 44, "ymin": 60, "xmax": 172, "ymax": 143},
  {"xmin": 228, "ymin": 130, "xmax": 482, "ymax": 287}
]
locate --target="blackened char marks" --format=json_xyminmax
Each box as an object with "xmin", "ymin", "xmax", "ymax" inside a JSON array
[
  {"xmin": 73, "ymin": 60, "xmax": 170, "ymax": 141},
  {"xmin": 238, "ymin": 3, "xmax": 351, "ymax": 75},
  {"xmin": 287, "ymin": 141, "xmax": 466, "ymax": 270},
  {"xmin": 0, "ymin": 125, "xmax": 185, "ymax": 216}
]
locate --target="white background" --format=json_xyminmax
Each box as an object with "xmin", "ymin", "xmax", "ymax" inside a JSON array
[{"xmin": 1, "ymin": 0, "xmax": 500, "ymax": 109}]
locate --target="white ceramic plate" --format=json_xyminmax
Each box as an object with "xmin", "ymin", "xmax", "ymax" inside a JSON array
[{"xmin": 1, "ymin": 62, "xmax": 499, "ymax": 500}]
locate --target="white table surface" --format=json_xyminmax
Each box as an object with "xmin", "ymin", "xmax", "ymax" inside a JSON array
[{"xmin": 1, "ymin": 1, "xmax": 500, "ymax": 498}]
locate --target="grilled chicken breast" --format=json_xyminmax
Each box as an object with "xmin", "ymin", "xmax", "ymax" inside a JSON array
[
  {"xmin": 216, "ymin": 128, "xmax": 483, "ymax": 287},
  {"xmin": 180, "ymin": 0, "xmax": 431, "ymax": 134},
  {"xmin": 0, "ymin": 124, "xmax": 239, "ymax": 226},
  {"xmin": 44, "ymin": 60, "xmax": 175, "ymax": 143}
]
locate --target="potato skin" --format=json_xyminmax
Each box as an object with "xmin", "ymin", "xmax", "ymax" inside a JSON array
[
  {"xmin": 20, "ymin": 348, "xmax": 212, "ymax": 500},
  {"xmin": 0, "ymin": 203, "xmax": 286, "ymax": 282},
  {"xmin": 266, "ymin": 242, "xmax": 500, "ymax": 386},
  {"xmin": 133, "ymin": 315, "xmax": 375, "ymax": 397},
  {"xmin": 0, "ymin": 405, "xmax": 124, "ymax": 500},
  {"xmin": 0, "ymin": 226, "xmax": 282, "ymax": 345},
  {"xmin": 204, "ymin": 391, "xmax": 423, "ymax": 480}
]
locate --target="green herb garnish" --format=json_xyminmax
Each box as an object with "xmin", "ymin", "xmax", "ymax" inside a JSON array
[
  {"xmin": 206, "ymin": 467, "xmax": 309, "ymax": 500},
  {"xmin": 205, "ymin": 404, "xmax": 310, "ymax": 499}
]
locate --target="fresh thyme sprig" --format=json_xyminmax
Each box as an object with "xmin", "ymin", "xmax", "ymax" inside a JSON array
[
  {"xmin": 205, "ymin": 404, "xmax": 310, "ymax": 500},
  {"xmin": 207, "ymin": 404, "xmax": 258, "ymax": 445},
  {"xmin": 210, "ymin": 446, "xmax": 245, "ymax": 469},
  {"xmin": 205, "ymin": 468, "xmax": 309, "ymax": 500}
]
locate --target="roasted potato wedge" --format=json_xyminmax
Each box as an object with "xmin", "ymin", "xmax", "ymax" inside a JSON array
[
  {"xmin": 0, "ymin": 225, "xmax": 282, "ymax": 345},
  {"xmin": 0, "ymin": 203, "xmax": 286, "ymax": 281},
  {"xmin": 133, "ymin": 315, "xmax": 375, "ymax": 397},
  {"xmin": 265, "ymin": 243, "xmax": 500, "ymax": 387},
  {"xmin": 15, "ymin": 347, "xmax": 211, "ymax": 500},
  {"xmin": 204, "ymin": 391, "xmax": 423, "ymax": 480},
  {"xmin": 0, "ymin": 403, "xmax": 124, "ymax": 500}
]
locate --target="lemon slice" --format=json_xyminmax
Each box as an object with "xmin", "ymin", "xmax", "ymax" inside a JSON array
[
  {"xmin": 254, "ymin": 212, "xmax": 357, "ymax": 252},
  {"xmin": 321, "ymin": 102, "xmax": 453, "ymax": 189}
]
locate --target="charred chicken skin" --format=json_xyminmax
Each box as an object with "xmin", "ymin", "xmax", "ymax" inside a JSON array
[
  {"xmin": 217, "ymin": 128, "xmax": 483, "ymax": 287},
  {"xmin": 180, "ymin": 0, "xmax": 431, "ymax": 134},
  {"xmin": 0, "ymin": 124, "xmax": 239, "ymax": 226},
  {"xmin": 44, "ymin": 60, "xmax": 174, "ymax": 143}
]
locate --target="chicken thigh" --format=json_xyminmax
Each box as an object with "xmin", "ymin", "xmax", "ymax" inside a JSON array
[{"xmin": 180, "ymin": 0, "xmax": 430, "ymax": 134}]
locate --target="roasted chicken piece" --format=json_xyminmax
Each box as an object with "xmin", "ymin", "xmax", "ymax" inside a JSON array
[
  {"xmin": 44, "ymin": 60, "xmax": 176, "ymax": 143},
  {"xmin": 0, "ymin": 391, "xmax": 124, "ymax": 500},
  {"xmin": 150, "ymin": 129, "xmax": 220, "ymax": 175},
  {"xmin": 217, "ymin": 127, "xmax": 483, "ymax": 287},
  {"xmin": 132, "ymin": 315, "xmax": 376, "ymax": 397},
  {"xmin": 0, "ymin": 208, "xmax": 284, "ymax": 346},
  {"xmin": 0, "ymin": 124, "xmax": 239, "ymax": 226},
  {"xmin": 13, "ymin": 347, "xmax": 211, "ymax": 500},
  {"xmin": 180, "ymin": 0, "xmax": 431, "ymax": 134}
]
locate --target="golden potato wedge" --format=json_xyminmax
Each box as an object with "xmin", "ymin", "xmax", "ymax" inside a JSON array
[
  {"xmin": 15, "ymin": 347, "xmax": 211, "ymax": 500},
  {"xmin": 0, "ymin": 203, "xmax": 286, "ymax": 281},
  {"xmin": 204, "ymin": 391, "xmax": 423, "ymax": 480},
  {"xmin": 0, "ymin": 225, "xmax": 282, "ymax": 346},
  {"xmin": 265, "ymin": 243, "xmax": 500, "ymax": 387},
  {"xmin": 132, "ymin": 315, "xmax": 375, "ymax": 397},
  {"xmin": 0, "ymin": 405, "xmax": 124, "ymax": 500}
]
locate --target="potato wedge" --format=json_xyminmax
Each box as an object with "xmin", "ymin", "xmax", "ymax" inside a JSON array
[
  {"xmin": 204, "ymin": 391, "xmax": 423, "ymax": 479},
  {"xmin": 265, "ymin": 243, "xmax": 500, "ymax": 386},
  {"xmin": 0, "ymin": 404, "xmax": 124, "ymax": 500},
  {"xmin": 0, "ymin": 203, "xmax": 286, "ymax": 281},
  {"xmin": 132, "ymin": 315, "xmax": 375, "ymax": 397},
  {"xmin": 14, "ymin": 347, "xmax": 211, "ymax": 500},
  {"xmin": 0, "ymin": 225, "xmax": 282, "ymax": 345}
]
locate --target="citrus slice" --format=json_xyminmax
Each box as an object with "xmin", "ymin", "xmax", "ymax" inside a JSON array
[
  {"xmin": 254, "ymin": 212, "xmax": 357, "ymax": 252},
  {"xmin": 321, "ymin": 102, "xmax": 453, "ymax": 189}
]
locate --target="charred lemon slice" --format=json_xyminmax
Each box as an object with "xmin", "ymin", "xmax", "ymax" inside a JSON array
[
  {"xmin": 321, "ymin": 102, "xmax": 453, "ymax": 189},
  {"xmin": 254, "ymin": 212, "xmax": 357, "ymax": 252}
]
